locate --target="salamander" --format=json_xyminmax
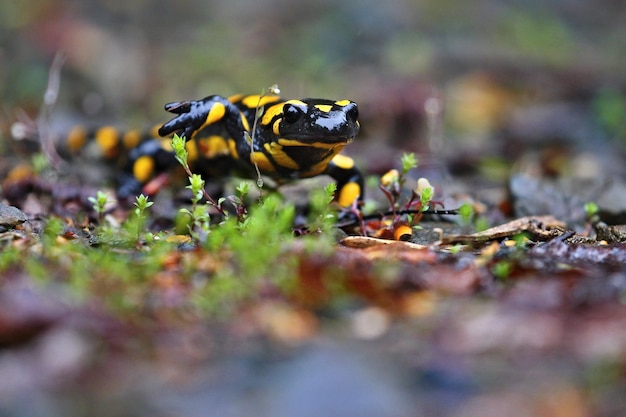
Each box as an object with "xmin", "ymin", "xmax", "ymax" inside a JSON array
[{"xmin": 66, "ymin": 93, "xmax": 363, "ymax": 209}]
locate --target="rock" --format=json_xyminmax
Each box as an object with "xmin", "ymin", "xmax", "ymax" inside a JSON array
[
  {"xmin": 509, "ymin": 174, "xmax": 626, "ymax": 227},
  {"xmin": 0, "ymin": 204, "xmax": 28, "ymax": 231}
]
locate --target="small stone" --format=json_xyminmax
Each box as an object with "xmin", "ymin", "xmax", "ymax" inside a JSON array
[{"xmin": 0, "ymin": 203, "xmax": 28, "ymax": 231}]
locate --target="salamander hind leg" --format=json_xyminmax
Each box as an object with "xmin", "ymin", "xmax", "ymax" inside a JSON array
[{"xmin": 325, "ymin": 154, "xmax": 364, "ymax": 209}]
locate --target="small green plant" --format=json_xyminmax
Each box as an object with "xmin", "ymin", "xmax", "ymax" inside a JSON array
[
  {"xmin": 457, "ymin": 202, "xmax": 489, "ymax": 233},
  {"xmin": 195, "ymin": 193, "xmax": 298, "ymax": 315},
  {"xmin": 458, "ymin": 203, "xmax": 474, "ymax": 225},
  {"xmin": 584, "ymin": 201, "xmax": 599, "ymax": 220},
  {"xmin": 491, "ymin": 260, "xmax": 512, "ymax": 281},
  {"xmin": 88, "ymin": 190, "xmax": 111, "ymax": 224},
  {"xmin": 172, "ymin": 133, "xmax": 223, "ymax": 215},
  {"xmin": 130, "ymin": 194, "xmax": 154, "ymax": 241},
  {"xmin": 584, "ymin": 201, "xmax": 599, "ymax": 216},
  {"xmin": 378, "ymin": 153, "xmax": 441, "ymax": 222},
  {"xmin": 416, "ymin": 177, "xmax": 434, "ymax": 212},
  {"xmin": 358, "ymin": 152, "xmax": 462, "ymax": 238},
  {"xmin": 401, "ymin": 152, "xmax": 418, "ymax": 176},
  {"xmin": 31, "ymin": 153, "xmax": 50, "ymax": 175},
  {"xmin": 178, "ymin": 174, "xmax": 211, "ymax": 235},
  {"xmin": 308, "ymin": 183, "xmax": 338, "ymax": 234},
  {"xmin": 221, "ymin": 181, "xmax": 251, "ymax": 222}
]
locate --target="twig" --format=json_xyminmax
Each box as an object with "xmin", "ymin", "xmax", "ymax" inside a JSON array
[
  {"xmin": 37, "ymin": 51, "xmax": 68, "ymax": 173},
  {"xmin": 336, "ymin": 207, "xmax": 460, "ymax": 228}
]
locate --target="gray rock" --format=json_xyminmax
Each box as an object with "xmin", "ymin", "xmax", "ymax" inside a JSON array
[{"xmin": 0, "ymin": 204, "xmax": 28, "ymax": 232}]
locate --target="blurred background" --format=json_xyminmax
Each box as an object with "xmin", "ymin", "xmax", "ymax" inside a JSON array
[
  {"xmin": 2, "ymin": 3, "xmax": 626, "ymax": 416},
  {"xmin": 1, "ymin": 0, "xmax": 626, "ymax": 196}
]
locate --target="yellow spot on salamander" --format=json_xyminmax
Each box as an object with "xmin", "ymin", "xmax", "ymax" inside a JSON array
[
  {"xmin": 264, "ymin": 142, "xmax": 299, "ymax": 170},
  {"xmin": 331, "ymin": 154, "xmax": 355, "ymax": 170},
  {"xmin": 241, "ymin": 94, "xmax": 281, "ymax": 109},
  {"xmin": 240, "ymin": 113, "xmax": 250, "ymax": 132},
  {"xmin": 198, "ymin": 135, "xmax": 230, "ymax": 158},
  {"xmin": 206, "ymin": 102, "xmax": 226, "ymax": 125},
  {"xmin": 251, "ymin": 152, "xmax": 275, "ymax": 172},
  {"xmin": 302, "ymin": 147, "xmax": 345, "ymax": 177},
  {"xmin": 95, "ymin": 126, "xmax": 120, "ymax": 158},
  {"xmin": 67, "ymin": 126, "xmax": 87, "ymax": 152},
  {"xmin": 133, "ymin": 155, "xmax": 155, "ymax": 183},
  {"xmin": 228, "ymin": 139, "xmax": 239, "ymax": 159},
  {"xmin": 123, "ymin": 129, "xmax": 141, "ymax": 149},
  {"xmin": 314, "ymin": 104, "xmax": 332, "ymax": 113},
  {"xmin": 273, "ymin": 120, "xmax": 281, "ymax": 136},
  {"xmin": 334, "ymin": 100, "xmax": 352, "ymax": 106},
  {"xmin": 262, "ymin": 103, "xmax": 288, "ymax": 126},
  {"xmin": 228, "ymin": 93, "xmax": 245, "ymax": 103},
  {"xmin": 337, "ymin": 182, "xmax": 361, "ymax": 208},
  {"xmin": 185, "ymin": 139, "xmax": 198, "ymax": 162}
]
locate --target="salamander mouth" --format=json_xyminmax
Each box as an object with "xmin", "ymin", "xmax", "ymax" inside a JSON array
[{"xmin": 277, "ymin": 135, "xmax": 355, "ymax": 148}]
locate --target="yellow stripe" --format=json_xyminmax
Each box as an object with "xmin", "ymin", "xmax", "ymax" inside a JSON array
[
  {"xmin": 133, "ymin": 155, "xmax": 155, "ymax": 183},
  {"xmin": 302, "ymin": 149, "xmax": 344, "ymax": 177},
  {"xmin": 67, "ymin": 126, "xmax": 87, "ymax": 152},
  {"xmin": 228, "ymin": 93, "xmax": 244, "ymax": 103},
  {"xmin": 206, "ymin": 102, "xmax": 226, "ymax": 125},
  {"xmin": 228, "ymin": 138, "xmax": 239, "ymax": 159},
  {"xmin": 335, "ymin": 99, "xmax": 352, "ymax": 106},
  {"xmin": 272, "ymin": 120, "xmax": 281, "ymax": 136},
  {"xmin": 314, "ymin": 104, "xmax": 332, "ymax": 113},
  {"xmin": 251, "ymin": 151, "xmax": 275, "ymax": 172},
  {"xmin": 331, "ymin": 154, "xmax": 355, "ymax": 170},
  {"xmin": 264, "ymin": 142, "xmax": 299, "ymax": 170},
  {"xmin": 261, "ymin": 103, "xmax": 286, "ymax": 126},
  {"xmin": 337, "ymin": 182, "xmax": 361, "ymax": 208},
  {"xmin": 241, "ymin": 94, "xmax": 281, "ymax": 109},
  {"xmin": 240, "ymin": 113, "xmax": 250, "ymax": 132}
]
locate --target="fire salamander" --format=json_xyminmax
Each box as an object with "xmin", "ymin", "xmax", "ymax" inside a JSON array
[{"xmin": 66, "ymin": 93, "xmax": 363, "ymax": 209}]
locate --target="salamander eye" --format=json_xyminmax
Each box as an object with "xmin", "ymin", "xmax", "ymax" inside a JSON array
[{"xmin": 283, "ymin": 103, "xmax": 303, "ymax": 124}]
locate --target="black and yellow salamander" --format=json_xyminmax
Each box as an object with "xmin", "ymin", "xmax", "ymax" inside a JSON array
[{"xmin": 68, "ymin": 93, "xmax": 364, "ymax": 209}]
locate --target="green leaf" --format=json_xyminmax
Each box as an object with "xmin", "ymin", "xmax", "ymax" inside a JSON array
[{"xmin": 401, "ymin": 153, "xmax": 418, "ymax": 175}]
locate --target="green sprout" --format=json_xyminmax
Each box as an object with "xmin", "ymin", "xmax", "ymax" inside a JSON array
[
  {"xmin": 171, "ymin": 133, "xmax": 225, "ymax": 215},
  {"xmin": 491, "ymin": 260, "xmax": 513, "ymax": 281},
  {"xmin": 171, "ymin": 132, "xmax": 188, "ymax": 167},
  {"xmin": 584, "ymin": 201, "xmax": 599, "ymax": 218},
  {"xmin": 88, "ymin": 190, "xmax": 111, "ymax": 224},
  {"xmin": 458, "ymin": 203, "xmax": 474, "ymax": 225},
  {"xmin": 416, "ymin": 178, "xmax": 434, "ymax": 212},
  {"xmin": 308, "ymin": 183, "xmax": 338, "ymax": 234},
  {"xmin": 401, "ymin": 152, "xmax": 418, "ymax": 176},
  {"xmin": 31, "ymin": 153, "xmax": 50, "ymax": 175},
  {"xmin": 179, "ymin": 174, "xmax": 210, "ymax": 234},
  {"xmin": 132, "ymin": 194, "xmax": 153, "ymax": 241}
]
